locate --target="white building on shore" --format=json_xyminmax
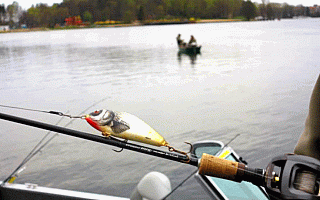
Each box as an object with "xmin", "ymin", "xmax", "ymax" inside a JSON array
[{"xmin": 0, "ymin": 25, "xmax": 9, "ymax": 31}]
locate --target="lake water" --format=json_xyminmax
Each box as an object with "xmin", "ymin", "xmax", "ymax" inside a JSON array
[{"xmin": 1, "ymin": 18, "xmax": 320, "ymax": 199}]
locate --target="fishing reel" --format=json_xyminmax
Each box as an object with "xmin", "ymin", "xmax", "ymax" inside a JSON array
[
  {"xmin": 199, "ymin": 153, "xmax": 320, "ymax": 200},
  {"xmin": 264, "ymin": 154, "xmax": 320, "ymax": 200}
]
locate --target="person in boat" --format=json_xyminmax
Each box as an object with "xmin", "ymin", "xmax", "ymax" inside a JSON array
[
  {"xmin": 177, "ymin": 34, "xmax": 187, "ymax": 47},
  {"xmin": 188, "ymin": 35, "xmax": 197, "ymax": 47},
  {"xmin": 176, "ymin": 34, "xmax": 183, "ymax": 46},
  {"xmin": 294, "ymin": 74, "xmax": 320, "ymax": 160}
]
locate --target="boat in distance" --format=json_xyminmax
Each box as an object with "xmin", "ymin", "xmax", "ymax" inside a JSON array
[{"xmin": 178, "ymin": 44, "xmax": 201, "ymax": 54}]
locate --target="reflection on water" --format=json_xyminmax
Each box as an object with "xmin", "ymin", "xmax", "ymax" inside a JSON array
[
  {"xmin": 177, "ymin": 51, "xmax": 199, "ymax": 65},
  {"xmin": 1, "ymin": 18, "xmax": 320, "ymax": 199}
]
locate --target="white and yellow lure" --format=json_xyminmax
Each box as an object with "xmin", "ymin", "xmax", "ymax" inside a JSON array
[
  {"xmin": 85, "ymin": 109, "xmax": 190, "ymax": 154},
  {"xmin": 85, "ymin": 109, "xmax": 189, "ymax": 156}
]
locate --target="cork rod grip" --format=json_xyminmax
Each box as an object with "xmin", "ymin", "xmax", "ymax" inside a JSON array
[{"xmin": 198, "ymin": 153, "xmax": 245, "ymax": 182}]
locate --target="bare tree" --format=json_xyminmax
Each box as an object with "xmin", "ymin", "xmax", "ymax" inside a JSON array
[{"xmin": 7, "ymin": 1, "xmax": 21, "ymax": 28}]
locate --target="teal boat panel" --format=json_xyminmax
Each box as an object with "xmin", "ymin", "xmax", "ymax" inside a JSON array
[{"xmin": 192, "ymin": 141, "xmax": 269, "ymax": 200}]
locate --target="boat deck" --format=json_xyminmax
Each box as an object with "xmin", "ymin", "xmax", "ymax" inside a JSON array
[{"xmin": 0, "ymin": 181, "xmax": 128, "ymax": 200}]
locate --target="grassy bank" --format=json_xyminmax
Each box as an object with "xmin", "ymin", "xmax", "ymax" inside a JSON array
[
  {"xmin": 197, "ymin": 19, "xmax": 242, "ymax": 23},
  {"xmin": 0, "ymin": 18, "xmax": 243, "ymax": 34}
]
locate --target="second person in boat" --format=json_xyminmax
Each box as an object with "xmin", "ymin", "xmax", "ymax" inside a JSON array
[{"xmin": 188, "ymin": 35, "xmax": 197, "ymax": 47}]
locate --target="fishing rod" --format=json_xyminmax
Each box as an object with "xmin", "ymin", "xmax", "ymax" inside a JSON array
[
  {"xmin": 0, "ymin": 112, "xmax": 198, "ymax": 166},
  {"xmin": 1, "ymin": 111, "xmax": 320, "ymax": 199}
]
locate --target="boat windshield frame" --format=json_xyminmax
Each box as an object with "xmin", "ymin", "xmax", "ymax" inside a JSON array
[{"xmin": 192, "ymin": 140, "xmax": 270, "ymax": 200}]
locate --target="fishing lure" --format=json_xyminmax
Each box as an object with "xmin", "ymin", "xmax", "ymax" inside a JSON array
[
  {"xmin": 0, "ymin": 104, "xmax": 190, "ymax": 156},
  {"xmin": 85, "ymin": 109, "xmax": 189, "ymax": 155}
]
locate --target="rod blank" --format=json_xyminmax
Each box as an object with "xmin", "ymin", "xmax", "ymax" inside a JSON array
[{"xmin": 0, "ymin": 112, "xmax": 198, "ymax": 166}]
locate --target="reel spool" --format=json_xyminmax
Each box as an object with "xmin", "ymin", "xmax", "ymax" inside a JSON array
[{"xmin": 265, "ymin": 154, "xmax": 320, "ymax": 200}]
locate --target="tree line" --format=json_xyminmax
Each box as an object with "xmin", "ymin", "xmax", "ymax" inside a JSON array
[{"xmin": 0, "ymin": 0, "xmax": 318, "ymax": 29}]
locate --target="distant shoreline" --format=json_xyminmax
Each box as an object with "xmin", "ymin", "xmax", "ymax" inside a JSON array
[
  {"xmin": 0, "ymin": 19, "xmax": 243, "ymax": 34},
  {"xmin": 197, "ymin": 19, "xmax": 242, "ymax": 23}
]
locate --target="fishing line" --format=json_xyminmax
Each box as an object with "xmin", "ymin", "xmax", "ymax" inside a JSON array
[
  {"xmin": 1, "ymin": 115, "xmax": 67, "ymax": 185},
  {"xmin": 214, "ymin": 133, "xmax": 241, "ymax": 159},
  {"xmin": 225, "ymin": 133, "xmax": 240, "ymax": 147},
  {"xmin": 161, "ymin": 169, "xmax": 198, "ymax": 200},
  {"xmin": 0, "ymin": 104, "xmax": 84, "ymax": 118},
  {"xmin": 1, "ymin": 97, "xmax": 110, "ymax": 185}
]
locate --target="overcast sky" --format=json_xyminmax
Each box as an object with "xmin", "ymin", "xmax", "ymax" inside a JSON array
[{"xmin": 1, "ymin": 0, "xmax": 318, "ymax": 10}]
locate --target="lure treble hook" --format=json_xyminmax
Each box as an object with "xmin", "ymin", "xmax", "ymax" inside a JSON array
[
  {"xmin": 166, "ymin": 142, "xmax": 192, "ymax": 163},
  {"xmin": 112, "ymin": 139, "xmax": 128, "ymax": 153},
  {"xmin": 166, "ymin": 142, "xmax": 193, "ymax": 155},
  {"xmin": 113, "ymin": 148, "xmax": 124, "ymax": 153},
  {"xmin": 184, "ymin": 142, "xmax": 194, "ymax": 154}
]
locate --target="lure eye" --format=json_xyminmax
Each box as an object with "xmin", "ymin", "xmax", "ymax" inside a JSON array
[
  {"xmin": 91, "ymin": 110, "xmax": 103, "ymax": 116},
  {"xmin": 88, "ymin": 109, "xmax": 107, "ymax": 121},
  {"xmin": 88, "ymin": 109, "xmax": 114, "ymax": 125}
]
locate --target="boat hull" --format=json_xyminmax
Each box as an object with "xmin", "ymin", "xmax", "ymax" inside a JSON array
[{"xmin": 178, "ymin": 45, "xmax": 201, "ymax": 54}]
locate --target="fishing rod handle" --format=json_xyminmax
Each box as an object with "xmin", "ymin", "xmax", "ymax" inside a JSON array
[
  {"xmin": 198, "ymin": 153, "xmax": 245, "ymax": 181},
  {"xmin": 198, "ymin": 153, "xmax": 264, "ymax": 185}
]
